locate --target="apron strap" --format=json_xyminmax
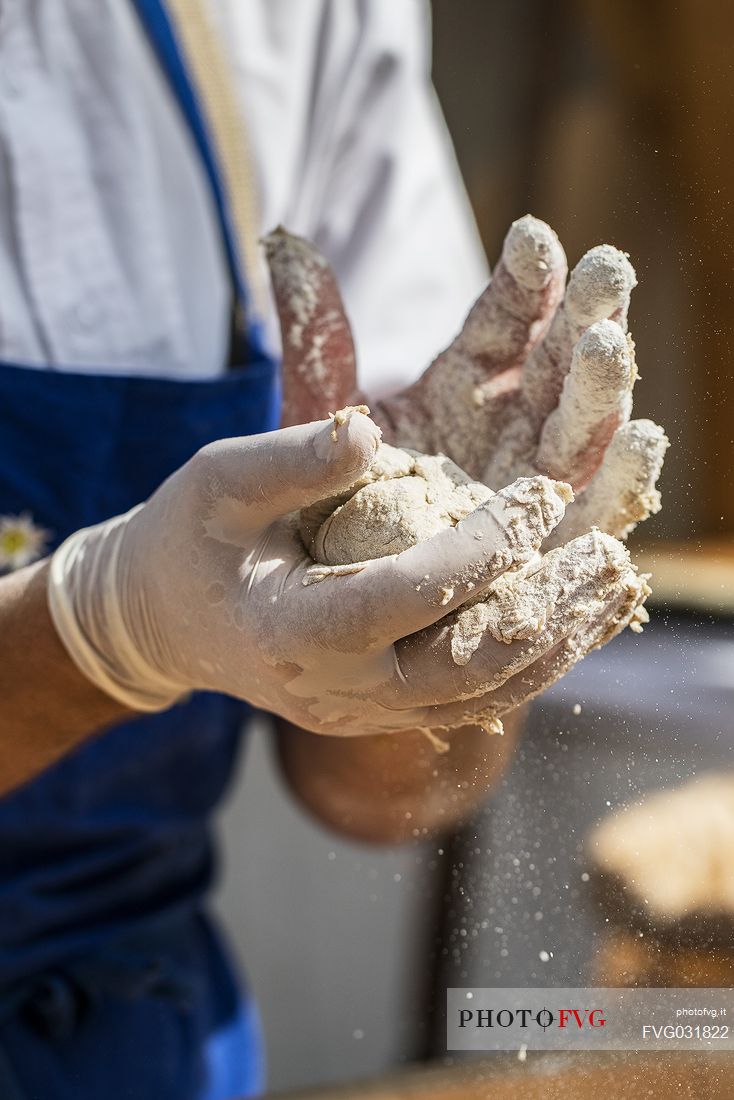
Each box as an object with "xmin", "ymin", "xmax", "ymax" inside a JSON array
[{"xmin": 130, "ymin": 0, "xmax": 266, "ymax": 336}]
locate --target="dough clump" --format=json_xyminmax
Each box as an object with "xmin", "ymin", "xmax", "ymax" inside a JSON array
[
  {"xmin": 300, "ymin": 444, "xmax": 493, "ymax": 565},
  {"xmin": 299, "ymin": 440, "xmax": 648, "ymax": 671}
]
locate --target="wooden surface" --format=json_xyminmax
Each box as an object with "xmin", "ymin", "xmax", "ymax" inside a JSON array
[
  {"xmin": 583, "ymin": 0, "xmax": 734, "ymax": 532},
  {"xmin": 632, "ymin": 539, "xmax": 734, "ymax": 615},
  {"xmin": 265, "ymin": 1053, "xmax": 734, "ymax": 1100}
]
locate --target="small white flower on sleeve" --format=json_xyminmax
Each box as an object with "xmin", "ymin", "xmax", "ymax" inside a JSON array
[{"xmin": 0, "ymin": 513, "xmax": 51, "ymax": 571}]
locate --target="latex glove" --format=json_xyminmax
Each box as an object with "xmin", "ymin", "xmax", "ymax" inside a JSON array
[
  {"xmin": 47, "ymin": 409, "xmax": 620, "ymax": 733},
  {"xmin": 265, "ymin": 217, "xmax": 668, "ymax": 547}
]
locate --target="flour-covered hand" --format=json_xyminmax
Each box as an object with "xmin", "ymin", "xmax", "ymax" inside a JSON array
[
  {"xmin": 265, "ymin": 218, "xmax": 668, "ymax": 546},
  {"xmin": 263, "ymin": 223, "xmax": 664, "ymax": 733},
  {"xmin": 47, "ymin": 410, "xmax": 597, "ymax": 733}
]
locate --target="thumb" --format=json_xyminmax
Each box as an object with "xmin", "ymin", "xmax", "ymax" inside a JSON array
[
  {"xmin": 205, "ymin": 408, "xmax": 381, "ymax": 527},
  {"xmin": 263, "ymin": 228, "xmax": 360, "ymax": 427}
]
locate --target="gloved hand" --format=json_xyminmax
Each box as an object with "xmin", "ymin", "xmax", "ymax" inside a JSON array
[
  {"xmin": 265, "ymin": 216, "xmax": 668, "ymax": 547},
  {"xmin": 47, "ymin": 408, "xmax": 638, "ymax": 733}
]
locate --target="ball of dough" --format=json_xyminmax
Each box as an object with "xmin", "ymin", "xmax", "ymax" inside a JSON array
[{"xmin": 300, "ymin": 443, "xmax": 494, "ymax": 565}]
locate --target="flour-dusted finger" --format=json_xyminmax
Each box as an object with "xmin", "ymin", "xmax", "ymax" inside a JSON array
[
  {"xmin": 264, "ymin": 228, "xmax": 359, "ymax": 427},
  {"xmin": 386, "ymin": 529, "xmax": 648, "ymax": 709},
  {"xmin": 481, "ymin": 247, "xmax": 639, "ymax": 491},
  {"xmin": 195, "ymin": 409, "xmax": 381, "ymax": 529},
  {"xmin": 427, "ymin": 576, "xmax": 648, "ymax": 730},
  {"xmin": 488, "ymin": 571, "xmax": 649, "ymax": 712},
  {"xmin": 439, "ymin": 215, "xmax": 566, "ymax": 370},
  {"xmin": 523, "ymin": 245, "xmax": 638, "ymax": 424},
  {"xmin": 294, "ymin": 476, "xmax": 572, "ymax": 651},
  {"xmin": 535, "ymin": 319, "xmax": 637, "ymax": 490},
  {"xmin": 547, "ymin": 419, "xmax": 669, "ymax": 546},
  {"xmin": 374, "ymin": 216, "xmax": 566, "ymax": 463}
]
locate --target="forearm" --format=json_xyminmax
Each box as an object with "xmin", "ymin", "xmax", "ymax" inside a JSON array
[
  {"xmin": 275, "ymin": 711, "xmax": 524, "ymax": 845},
  {"xmin": 0, "ymin": 559, "xmax": 130, "ymax": 794}
]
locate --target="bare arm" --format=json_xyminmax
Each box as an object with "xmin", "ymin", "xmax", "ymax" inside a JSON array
[
  {"xmin": 275, "ymin": 713, "xmax": 524, "ymax": 844},
  {"xmin": 0, "ymin": 559, "xmax": 129, "ymax": 794}
]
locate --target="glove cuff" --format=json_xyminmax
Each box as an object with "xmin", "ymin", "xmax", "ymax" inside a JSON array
[{"xmin": 47, "ymin": 508, "xmax": 188, "ymax": 713}]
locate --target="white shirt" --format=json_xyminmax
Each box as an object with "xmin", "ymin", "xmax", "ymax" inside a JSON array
[{"xmin": 0, "ymin": 0, "xmax": 487, "ymax": 395}]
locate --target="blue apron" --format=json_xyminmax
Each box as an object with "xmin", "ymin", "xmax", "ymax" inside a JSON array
[{"xmin": 0, "ymin": 3, "xmax": 279, "ymax": 1098}]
